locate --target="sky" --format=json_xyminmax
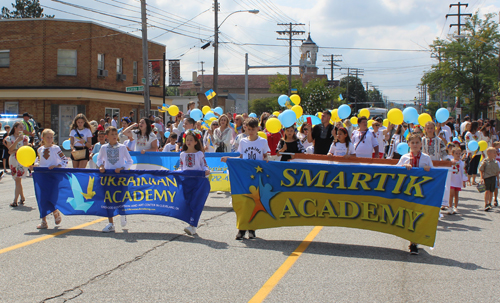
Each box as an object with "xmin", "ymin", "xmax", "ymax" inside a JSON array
[{"xmin": 37, "ymin": 0, "xmax": 500, "ymax": 103}]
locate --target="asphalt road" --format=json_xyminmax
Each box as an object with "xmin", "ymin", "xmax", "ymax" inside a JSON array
[{"xmin": 0, "ymin": 172, "xmax": 499, "ymax": 303}]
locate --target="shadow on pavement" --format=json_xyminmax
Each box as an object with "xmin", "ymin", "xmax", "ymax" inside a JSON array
[{"xmin": 242, "ymin": 240, "xmax": 490, "ymax": 271}]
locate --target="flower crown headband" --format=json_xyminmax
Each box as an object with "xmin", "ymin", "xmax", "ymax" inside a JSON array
[{"xmin": 183, "ymin": 129, "xmax": 203, "ymax": 143}]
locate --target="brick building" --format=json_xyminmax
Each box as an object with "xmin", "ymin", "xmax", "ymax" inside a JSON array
[{"xmin": 0, "ymin": 18, "xmax": 169, "ymax": 142}]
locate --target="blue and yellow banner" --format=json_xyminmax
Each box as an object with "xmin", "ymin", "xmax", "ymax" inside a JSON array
[
  {"xmin": 34, "ymin": 168, "xmax": 210, "ymax": 226},
  {"xmin": 227, "ymin": 159, "xmax": 448, "ymax": 246},
  {"xmin": 130, "ymin": 152, "xmax": 237, "ymax": 192}
]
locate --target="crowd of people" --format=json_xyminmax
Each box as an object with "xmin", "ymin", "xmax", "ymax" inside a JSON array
[{"xmin": 2, "ymin": 105, "xmax": 498, "ymax": 255}]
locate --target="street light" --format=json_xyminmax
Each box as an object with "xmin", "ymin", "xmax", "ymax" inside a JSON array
[{"xmin": 213, "ymin": 4, "xmax": 259, "ymax": 107}]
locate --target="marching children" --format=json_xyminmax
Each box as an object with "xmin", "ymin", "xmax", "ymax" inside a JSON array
[
  {"xmin": 178, "ymin": 129, "xmax": 210, "ymax": 235},
  {"xmin": 221, "ymin": 117, "xmax": 269, "ymax": 240},
  {"xmin": 69, "ymin": 114, "xmax": 93, "ymax": 169},
  {"xmin": 89, "ymin": 130, "xmax": 105, "ymax": 169},
  {"xmin": 276, "ymin": 125, "xmax": 306, "ymax": 162},
  {"xmin": 5, "ymin": 122, "xmax": 29, "ymax": 207},
  {"xmin": 96, "ymin": 127, "xmax": 134, "ymax": 233},
  {"xmin": 327, "ymin": 127, "xmax": 356, "ymax": 158},
  {"xmin": 397, "ymin": 133, "xmax": 433, "ymax": 255},
  {"xmin": 422, "ymin": 121, "xmax": 447, "ymax": 161},
  {"xmin": 448, "ymin": 147, "xmax": 467, "ymax": 214},
  {"xmin": 34, "ymin": 129, "xmax": 68, "ymax": 229},
  {"xmin": 478, "ymin": 147, "xmax": 500, "ymax": 211},
  {"xmin": 162, "ymin": 133, "xmax": 178, "ymax": 152}
]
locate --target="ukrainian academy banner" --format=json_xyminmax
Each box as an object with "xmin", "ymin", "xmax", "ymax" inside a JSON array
[
  {"xmin": 34, "ymin": 168, "xmax": 210, "ymax": 226},
  {"xmin": 226, "ymin": 159, "xmax": 448, "ymax": 246},
  {"xmin": 130, "ymin": 152, "xmax": 237, "ymax": 192}
]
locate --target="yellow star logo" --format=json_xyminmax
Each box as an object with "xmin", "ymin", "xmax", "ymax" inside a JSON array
[
  {"xmin": 250, "ymin": 175, "xmax": 255, "ymax": 179},
  {"xmin": 255, "ymin": 166, "xmax": 263, "ymax": 173}
]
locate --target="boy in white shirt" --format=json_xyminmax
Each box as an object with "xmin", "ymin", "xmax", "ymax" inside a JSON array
[
  {"xmin": 397, "ymin": 133, "xmax": 433, "ymax": 255},
  {"xmin": 162, "ymin": 134, "xmax": 178, "ymax": 152},
  {"xmin": 96, "ymin": 127, "xmax": 134, "ymax": 233},
  {"xmin": 221, "ymin": 117, "xmax": 269, "ymax": 240}
]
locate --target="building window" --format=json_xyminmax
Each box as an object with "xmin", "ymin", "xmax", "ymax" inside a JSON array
[
  {"xmin": 4, "ymin": 102, "xmax": 18, "ymax": 114},
  {"xmin": 105, "ymin": 108, "xmax": 120, "ymax": 120},
  {"xmin": 0, "ymin": 50, "xmax": 10, "ymax": 68},
  {"xmin": 133, "ymin": 61, "xmax": 138, "ymax": 84},
  {"xmin": 98, "ymin": 53, "xmax": 105, "ymax": 70},
  {"xmin": 116, "ymin": 58, "xmax": 123, "ymax": 74},
  {"xmin": 57, "ymin": 49, "xmax": 77, "ymax": 76}
]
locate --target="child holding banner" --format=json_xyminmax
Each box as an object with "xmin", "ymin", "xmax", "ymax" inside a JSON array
[
  {"xmin": 35, "ymin": 129, "xmax": 68, "ymax": 229},
  {"xmin": 397, "ymin": 133, "xmax": 433, "ymax": 255},
  {"xmin": 327, "ymin": 127, "xmax": 355, "ymax": 157},
  {"xmin": 162, "ymin": 134, "xmax": 178, "ymax": 152},
  {"xmin": 178, "ymin": 129, "xmax": 210, "ymax": 235},
  {"xmin": 96, "ymin": 127, "xmax": 134, "ymax": 233},
  {"xmin": 221, "ymin": 117, "xmax": 269, "ymax": 240}
]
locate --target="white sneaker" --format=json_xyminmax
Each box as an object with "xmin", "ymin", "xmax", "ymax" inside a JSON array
[
  {"xmin": 120, "ymin": 215, "xmax": 127, "ymax": 227},
  {"xmin": 217, "ymin": 191, "xmax": 224, "ymax": 194},
  {"xmin": 448, "ymin": 207, "xmax": 454, "ymax": 215},
  {"xmin": 453, "ymin": 207, "xmax": 458, "ymax": 214},
  {"xmin": 184, "ymin": 226, "xmax": 197, "ymax": 235},
  {"xmin": 102, "ymin": 223, "xmax": 115, "ymax": 233}
]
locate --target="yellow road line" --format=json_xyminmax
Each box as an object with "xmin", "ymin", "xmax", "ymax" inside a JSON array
[
  {"xmin": 249, "ymin": 226, "xmax": 323, "ymax": 303},
  {"xmin": 0, "ymin": 218, "xmax": 107, "ymax": 255}
]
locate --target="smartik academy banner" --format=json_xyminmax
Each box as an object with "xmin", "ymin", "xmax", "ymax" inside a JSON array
[
  {"xmin": 226, "ymin": 159, "xmax": 448, "ymax": 246},
  {"xmin": 129, "ymin": 152, "xmax": 238, "ymax": 192},
  {"xmin": 33, "ymin": 168, "xmax": 210, "ymax": 226}
]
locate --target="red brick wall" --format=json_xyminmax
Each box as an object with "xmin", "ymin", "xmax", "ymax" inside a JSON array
[{"xmin": 0, "ymin": 19, "xmax": 165, "ymax": 97}]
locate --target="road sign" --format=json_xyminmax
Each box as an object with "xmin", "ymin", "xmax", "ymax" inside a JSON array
[
  {"xmin": 142, "ymin": 78, "xmax": 146, "ymax": 84},
  {"xmin": 126, "ymin": 86, "xmax": 144, "ymax": 92}
]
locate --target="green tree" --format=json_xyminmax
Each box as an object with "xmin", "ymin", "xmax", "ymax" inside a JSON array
[
  {"xmin": 249, "ymin": 96, "xmax": 280, "ymax": 115},
  {"xmin": 165, "ymin": 86, "xmax": 179, "ymax": 96},
  {"xmin": 421, "ymin": 13, "xmax": 500, "ymax": 119},
  {"xmin": 367, "ymin": 89, "xmax": 385, "ymax": 108},
  {"xmin": 425, "ymin": 101, "xmax": 441, "ymax": 118},
  {"xmin": 1, "ymin": 0, "xmax": 54, "ymax": 19},
  {"xmin": 268, "ymin": 74, "xmax": 341, "ymax": 115},
  {"xmin": 339, "ymin": 76, "xmax": 367, "ymax": 113}
]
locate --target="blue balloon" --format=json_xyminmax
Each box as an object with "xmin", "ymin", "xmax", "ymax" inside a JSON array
[
  {"xmin": 164, "ymin": 131, "xmax": 171, "ymax": 138},
  {"xmin": 92, "ymin": 153, "xmax": 98, "ymax": 164},
  {"xmin": 190, "ymin": 109, "xmax": 203, "ymax": 121},
  {"xmin": 338, "ymin": 104, "xmax": 351, "ymax": 119},
  {"xmin": 249, "ymin": 113, "xmax": 257, "ymax": 118},
  {"xmin": 62, "ymin": 140, "xmax": 71, "ymax": 150},
  {"xmin": 403, "ymin": 107, "xmax": 419, "ymax": 124},
  {"xmin": 468, "ymin": 140, "xmax": 478, "ymax": 151},
  {"xmin": 214, "ymin": 107, "xmax": 223, "ymax": 116},
  {"xmin": 397, "ymin": 143, "xmax": 409, "ymax": 155},
  {"xmin": 280, "ymin": 110, "xmax": 297, "ymax": 128},
  {"xmin": 204, "ymin": 112, "xmax": 216, "ymax": 120},
  {"xmin": 435, "ymin": 108, "xmax": 450, "ymax": 123},
  {"xmin": 278, "ymin": 95, "xmax": 290, "ymax": 107}
]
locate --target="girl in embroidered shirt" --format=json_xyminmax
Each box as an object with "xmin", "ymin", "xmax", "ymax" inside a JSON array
[
  {"xmin": 5, "ymin": 122, "xmax": 29, "ymax": 207},
  {"xmin": 34, "ymin": 129, "xmax": 68, "ymax": 229},
  {"xmin": 179, "ymin": 130, "xmax": 210, "ymax": 236}
]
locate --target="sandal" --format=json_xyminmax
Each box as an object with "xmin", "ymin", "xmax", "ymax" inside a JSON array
[
  {"xmin": 53, "ymin": 210, "xmax": 62, "ymax": 225},
  {"xmin": 19, "ymin": 198, "xmax": 25, "ymax": 205},
  {"xmin": 495, "ymin": 200, "xmax": 498, "ymax": 207},
  {"xmin": 10, "ymin": 201, "xmax": 18, "ymax": 207},
  {"xmin": 37, "ymin": 221, "xmax": 48, "ymax": 229}
]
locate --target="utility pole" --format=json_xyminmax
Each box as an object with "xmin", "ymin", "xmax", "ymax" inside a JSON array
[
  {"xmin": 446, "ymin": 2, "xmax": 472, "ymax": 36},
  {"xmin": 213, "ymin": 0, "xmax": 219, "ymax": 107},
  {"xmin": 141, "ymin": 0, "xmax": 150, "ymax": 117},
  {"xmin": 342, "ymin": 68, "xmax": 364, "ymax": 113},
  {"xmin": 365, "ymin": 82, "xmax": 372, "ymax": 91},
  {"xmin": 322, "ymin": 54, "xmax": 342, "ymax": 81},
  {"xmin": 277, "ymin": 23, "xmax": 305, "ymax": 96},
  {"xmin": 199, "ymin": 61, "xmax": 205, "ymax": 91}
]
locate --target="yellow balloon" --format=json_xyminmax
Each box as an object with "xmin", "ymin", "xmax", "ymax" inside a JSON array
[
  {"xmin": 168, "ymin": 105, "xmax": 179, "ymax": 116},
  {"xmin": 478, "ymin": 140, "xmax": 488, "ymax": 152},
  {"xmin": 202, "ymin": 106, "xmax": 211, "ymax": 115},
  {"xmin": 359, "ymin": 108, "xmax": 370, "ymax": 118},
  {"xmin": 291, "ymin": 105, "xmax": 303, "ymax": 119},
  {"xmin": 272, "ymin": 111, "xmax": 280, "ymax": 117},
  {"xmin": 418, "ymin": 113, "xmax": 432, "ymax": 127},
  {"xmin": 266, "ymin": 118, "xmax": 282, "ymax": 134},
  {"xmin": 317, "ymin": 112, "xmax": 323, "ymax": 119},
  {"xmin": 387, "ymin": 108, "xmax": 404, "ymax": 125},
  {"xmin": 258, "ymin": 131, "xmax": 267, "ymax": 139},
  {"xmin": 383, "ymin": 119, "xmax": 389, "ymax": 127},
  {"xmin": 290, "ymin": 94, "xmax": 301, "ymax": 105},
  {"xmin": 350, "ymin": 117, "xmax": 358, "ymax": 125},
  {"xmin": 210, "ymin": 117, "xmax": 217, "ymax": 121},
  {"xmin": 17, "ymin": 145, "xmax": 36, "ymax": 167},
  {"xmin": 331, "ymin": 109, "xmax": 339, "ymax": 121},
  {"xmin": 367, "ymin": 119, "xmax": 374, "ymax": 128}
]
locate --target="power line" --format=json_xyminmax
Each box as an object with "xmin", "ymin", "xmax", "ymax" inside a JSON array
[
  {"xmin": 446, "ymin": 2, "xmax": 472, "ymax": 36},
  {"xmin": 322, "ymin": 54, "xmax": 342, "ymax": 81},
  {"xmin": 276, "ymin": 22, "xmax": 305, "ymax": 95}
]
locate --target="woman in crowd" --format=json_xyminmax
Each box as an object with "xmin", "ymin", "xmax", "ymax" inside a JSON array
[
  {"xmin": 213, "ymin": 114, "xmax": 233, "ymax": 153},
  {"xmin": 123, "ymin": 117, "xmax": 158, "ymax": 153},
  {"xmin": 204, "ymin": 120, "xmax": 219, "ymax": 153},
  {"xmin": 387, "ymin": 124, "xmax": 407, "ymax": 159}
]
